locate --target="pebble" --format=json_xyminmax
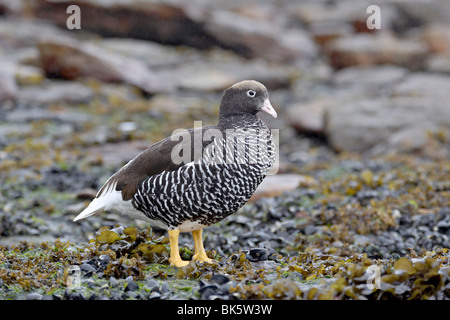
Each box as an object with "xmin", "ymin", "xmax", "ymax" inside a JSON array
[
  {"xmin": 210, "ymin": 274, "xmax": 230, "ymax": 285},
  {"xmin": 160, "ymin": 282, "xmax": 170, "ymax": 293},
  {"xmin": 109, "ymin": 276, "xmax": 119, "ymax": 288},
  {"xmin": 26, "ymin": 292, "xmax": 43, "ymax": 300},
  {"xmin": 148, "ymin": 292, "xmax": 161, "ymax": 300},
  {"xmin": 80, "ymin": 263, "xmax": 96, "ymax": 276},
  {"xmin": 145, "ymin": 279, "xmax": 160, "ymax": 291},
  {"xmin": 246, "ymin": 248, "xmax": 269, "ymax": 262},
  {"xmin": 198, "ymin": 279, "xmax": 232, "ymax": 300}
]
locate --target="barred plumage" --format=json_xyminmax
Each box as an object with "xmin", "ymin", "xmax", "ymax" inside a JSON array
[
  {"xmin": 132, "ymin": 126, "xmax": 275, "ymax": 230},
  {"xmin": 74, "ymin": 80, "xmax": 278, "ymax": 267}
]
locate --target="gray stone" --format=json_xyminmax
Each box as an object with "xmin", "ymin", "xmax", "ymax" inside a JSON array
[
  {"xmin": 6, "ymin": 108, "xmax": 91, "ymax": 124},
  {"xmin": 202, "ymin": 9, "xmax": 317, "ymax": 63},
  {"xmin": 309, "ymin": 21, "xmax": 353, "ymax": 47},
  {"xmin": 0, "ymin": 68, "xmax": 17, "ymax": 103},
  {"xmin": 426, "ymin": 54, "xmax": 450, "ymax": 74},
  {"xmin": 422, "ymin": 24, "xmax": 450, "ymax": 54},
  {"xmin": 368, "ymin": 123, "xmax": 450, "ymax": 160},
  {"xmin": 155, "ymin": 49, "xmax": 295, "ymax": 92},
  {"xmin": 286, "ymin": 98, "xmax": 327, "ymax": 134},
  {"xmin": 250, "ymin": 174, "xmax": 317, "ymax": 202},
  {"xmin": 325, "ymin": 33, "xmax": 429, "ymax": 70},
  {"xmin": 99, "ymin": 38, "xmax": 201, "ymax": 68},
  {"xmin": 392, "ymin": 72, "xmax": 450, "ymax": 98},
  {"xmin": 32, "ymin": 0, "xmax": 213, "ymax": 49},
  {"xmin": 332, "ymin": 65, "xmax": 409, "ymax": 88},
  {"xmin": 17, "ymin": 81, "xmax": 94, "ymax": 105},
  {"xmin": 324, "ymin": 81, "xmax": 450, "ymax": 158},
  {"xmin": 38, "ymin": 36, "xmax": 165, "ymax": 94},
  {"xmin": 392, "ymin": 0, "xmax": 450, "ymax": 26},
  {"xmin": 26, "ymin": 292, "xmax": 43, "ymax": 300},
  {"xmin": 0, "ymin": 17, "xmax": 68, "ymax": 48},
  {"xmin": 85, "ymin": 140, "xmax": 149, "ymax": 167}
]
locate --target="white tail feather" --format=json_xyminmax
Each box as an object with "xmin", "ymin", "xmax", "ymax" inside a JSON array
[
  {"xmin": 73, "ymin": 182, "xmax": 121, "ymax": 222},
  {"xmin": 73, "ymin": 197, "xmax": 107, "ymax": 221},
  {"xmin": 73, "ymin": 184, "xmax": 145, "ymax": 222}
]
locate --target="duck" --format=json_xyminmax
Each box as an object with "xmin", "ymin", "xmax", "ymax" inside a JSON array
[{"xmin": 74, "ymin": 80, "xmax": 277, "ymax": 267}]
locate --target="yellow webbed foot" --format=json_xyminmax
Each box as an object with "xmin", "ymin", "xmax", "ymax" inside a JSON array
[
  {"xmin": 192, "ymin": 252, "xmax": 214, "ymax": 264},
  {"xmin": 192, "ymin": 229, "xmax": 215, "ymax": 264},
  {"xmin": 169, "ymin": 257, "xmax": 189, "ymax": 268},
  {"xmin": 168, "ymin": 229, "xmax": 189, "ymax": 268}
]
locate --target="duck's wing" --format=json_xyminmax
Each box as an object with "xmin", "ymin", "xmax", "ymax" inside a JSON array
[{"xmin": 73, "ymin": 126, "xmax": 217, "ymax": 221}]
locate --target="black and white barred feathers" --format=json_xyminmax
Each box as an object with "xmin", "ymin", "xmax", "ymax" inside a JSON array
[
  {"xmin": 74, "ymin": 80, "xmax": 278, "ymax": 232},
  {"xmin": 133, "ymin": 119, "xmax": 275, "ymax": 231}
]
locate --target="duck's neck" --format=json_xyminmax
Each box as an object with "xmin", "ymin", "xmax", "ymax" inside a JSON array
[{"xmin": 218, "ymin": 113, "xmax": 263, "ymax": 130}]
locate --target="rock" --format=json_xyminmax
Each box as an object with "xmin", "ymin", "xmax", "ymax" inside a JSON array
[
  {"xmin": 290, "ymin": 1, "xmax": 365, "ymax": 26},
  {"xmin": 325, "ymin": 33, "xmax": 429, "ymax": 70},
  {"xmin": 145, "ymin": 279, "xmax": 159, "ymax": 291},
  {"xmin": 202, "ymin": 9, "xmax": 317, "ymax": 63},
  {"xmin": 125, "ymin": 276, "xmax": 139, "ymax": 291},
  {"xmin": 148, "ymin": 94, "xmax": 212, "ymax": 116},
  {"xmin": 160, "ymin": 282, "xmax": 170, "ymax": 293},
  {"xmin": 80, "ymin": 263, "xmax": 96, "ymax": 275},
  {"xmin": 26, "ymin": 292, "xmax": 43, "ymax": 300},
  {"xmin": 0, "ymin": 68, "xmax": 17, "ymax": 103},
  {"xmin": 291, "ymin": 1, "xmax": 399, "ymax": 31},
  {"xmin": 392, "ymin": 72, "xmax": 450, "ymax": 98},
  {"xmin": 155, "ymin": 48, "xmax": 296, "ymax": 92},
  {"xmin": 209, "ymin": 274, "xmax": 230, "ymax": 285},
  {"xmin": 17, "ymin": 80, "xmax": 94, "ymax": 105},
  {"xmin": 66, "ymin": 202, "xmax": 88, "ymax": 216},
  {"xmin": 426, "ymin": 54, "xmax": 450, "ymax": 74},
  {"xmin": 14, "ymin": 64, "xmax": 44, "ymax": 86},
  {"xmin": 76, "ymin": 188, "xmax": 98, "ymax": 200},
  {"xmin": 6, "ymin": 106, "xmax": 90, "ymax": 124},
  {"xmin": 0, "ymin": 123, "xmax": 32, "ymax": 141},
  {"xmin": 32, "ymin": 0, "xmax": 317, "ymax": 63},
  {"xmin": 285, "ymin": 98, "xmax": 327, "ymax": 134},
  {"xmin": 332, "ymin": 65, "xmax": 409, "ymax": 89},
  {"xmin": 0, "ymin": 0, "xmax": 27, "ymax": 15},
  {"xmin": 250, "ymin": 174, "xmax": 317, "ymax": 202},
  {"xmin": 38, "ymin": 36, "xmax": 165, "ymax": 94},
  {"xmin": 422, "ymin": 24, "xmax": 450, "ymax": 54},
  {"xmin": 325, "ymin": 96, "xmax": 450, "ymax": 153},
  {"xmin": 369, "ymin": 123, "xmax": 450, "ymax": 160},
  {"xmin": 85, "ymin": 140, "xmax": 149, "ymax": 168},
  {"xmin": 99, "ymin": 38, "xmax": 201, "ymax": 68},
  {"xmin": 148, "ymin": 291, "xmax": 161, "ymax": 299},
  {"xmin": 392, "ymin": 0, "xmax": 450, "ymax": 26},
  {"xmin": 324, "ymin": 73, "xmax": 450, "ymax": 157},
  {"xmin": 176, "ymin": 68, "xmax": 236, "ymax": 92},
  {"xmin": 309, "ymin": 21, "xmax": 353, "ymax": 47},
  {"xmin": 0, "ymin": 17, "xmax": 68, "ymax": 48},
  {"xmin": 246, "ymin": 248, "xmax": 269, "ymax": 262},
  {"xmin": 31, "ymin": 0, "xmax": 213, "ymax": 49}
]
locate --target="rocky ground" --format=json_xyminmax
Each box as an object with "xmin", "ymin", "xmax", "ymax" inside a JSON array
[{"xmin": 0, "ymin": 0, "xmax": 449, "ymax": 300}]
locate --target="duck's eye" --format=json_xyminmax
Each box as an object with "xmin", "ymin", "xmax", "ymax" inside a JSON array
[{"xmin": 247, "ymin": 90, "xmax": 256, "ymax": 98}]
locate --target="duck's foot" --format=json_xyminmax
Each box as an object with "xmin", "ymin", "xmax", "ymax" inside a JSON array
[
  {"xmin": 192, "ymin": 229, "xmax": 215, "ymax": 264},
  {"xmin": 169, "ymin": 257, "xmax": 189, "ymax": 268},
  {"xmin": 168, "ymin": 229, "xmax": 189, "ymax": 268},
  {"xmin": 192, "ymin": 252, "xmax": 214, "ymax": 264}
]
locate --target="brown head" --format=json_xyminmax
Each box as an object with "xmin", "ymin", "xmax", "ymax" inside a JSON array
[{"xmin": 219, "ymin": 80, "xmax": 277, "ymax": 121}]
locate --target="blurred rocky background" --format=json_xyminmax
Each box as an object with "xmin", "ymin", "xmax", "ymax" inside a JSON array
[
  {"xmin": 0, "ymin": 0, "xmax": 449, "ymax": 300},
  {"xmin": 0, "ymin": 0, "xmax": 449, "ymax": 160}
]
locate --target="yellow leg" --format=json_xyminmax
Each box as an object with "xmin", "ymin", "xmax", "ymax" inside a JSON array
[
  {"xmin": 192, "ymin": 229, "xmax": 214, "ymax": 264},
  {"xmin": 168, "ymin": 229, "xmax": 189, "ymax": 267}
]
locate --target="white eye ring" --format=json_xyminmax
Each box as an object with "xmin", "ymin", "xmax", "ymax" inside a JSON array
[{"xmin": 247, "ymin": 90, "xmax": 256, "ymax": 98}]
